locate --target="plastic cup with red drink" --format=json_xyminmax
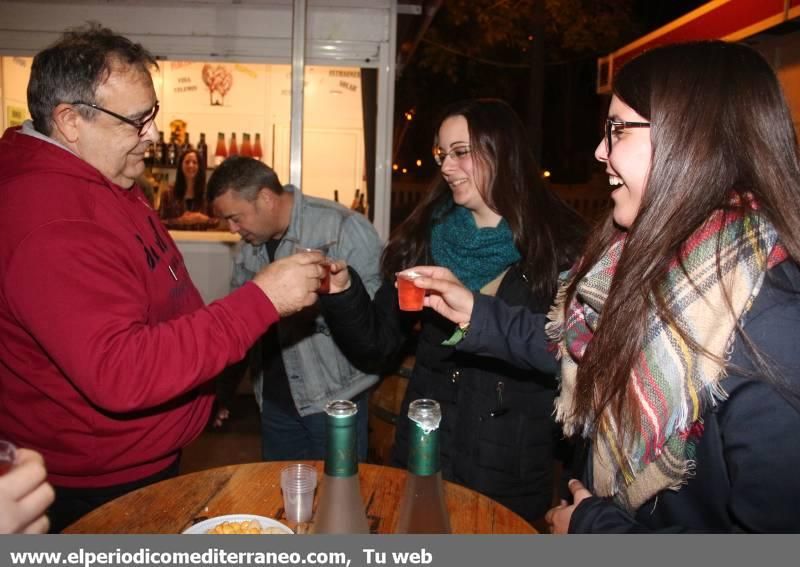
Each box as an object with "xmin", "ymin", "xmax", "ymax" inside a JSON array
[{"xmin": 396, "ymin": 270, "xmax": 426, "ymax": 311}]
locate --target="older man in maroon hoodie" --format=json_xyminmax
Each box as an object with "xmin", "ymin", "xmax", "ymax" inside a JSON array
[{"xmin": 0, "ymin": 24, "xmax": 325, "ymax": 532}]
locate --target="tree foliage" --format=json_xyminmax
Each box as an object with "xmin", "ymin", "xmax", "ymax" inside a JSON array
[{"xmin": 416, "ymin": 0, "xmax": 641, "ymax": 81}]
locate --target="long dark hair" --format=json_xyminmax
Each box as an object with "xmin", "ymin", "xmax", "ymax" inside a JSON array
[
  {"xmin": 173, "ymin": 150, "xmax": 207, "ymax": 212},
  {"xmin": 382, "ymin": 98, "xmax": 585, "ymax": 301},
  {"xmin": 569, "ymin": 41, "xmax": 800, "ymax": 430}
]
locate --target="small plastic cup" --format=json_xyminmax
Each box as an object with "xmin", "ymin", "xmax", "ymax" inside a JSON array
[
  {"xmin": 0, "ymin": 440, "xmax": 17, "ymax": 476},
  {"xmin": 396, "ymin": 271, "xmax": 425, "ymax": 311},
  {"xmin": 281, "ymin": 463, "xmax": 318, "ymax": 523},
  {"xmin": 293, "ymin": 242, "xmax": 334, "ymax": 294}
]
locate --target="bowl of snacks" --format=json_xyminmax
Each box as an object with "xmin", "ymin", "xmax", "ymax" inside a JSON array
[{"xmin": 182, "ymin": 514, "xmax": 293, "ymax": 535}]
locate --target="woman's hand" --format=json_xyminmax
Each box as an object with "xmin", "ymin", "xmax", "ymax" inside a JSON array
[
  {"xmin": 544, "ymin": 479, "xmax": 593, "ymax": 534},
  {"xmin": 407, "ymin": 266, "xmax": 473, "ymax": 326},
  {"xmin": 327, "ymin": 260, "xmax": 352, "ymax": 294},
  {"xmin": 0, "ymin": 448, "xmax": 55, "ymax": 534}
]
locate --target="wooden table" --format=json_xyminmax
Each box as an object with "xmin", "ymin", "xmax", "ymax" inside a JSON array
[{"xmin": 64, "ymin": 461, "xmax": 536, "ymax": 534}]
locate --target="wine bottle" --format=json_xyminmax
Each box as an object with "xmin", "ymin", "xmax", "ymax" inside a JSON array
[
  {"xmin": 253, "ymin": 133, "xmax": 264, "ymax": 161},
  {"xmin": 166, "ymin": 133, "xmax": 178, "ymax": 166},
  {"xmin": 228, "ymin": 132, "xmax": 239, "ymax": 157},
  {"xmin": 241, "ymin": 133, "xmax": 253, "ymax": 158},
  {"xmin": 143, "ymin": 141, "xmax": 154, "ymax": 167},
  {"xmin": 197, "ymin": 133, "xmax": 208, "ymax": 168},
  {"xmin": 214, "ymin": 132, "xmax": 227, "ymax": 167},
  {"xmin": 154, "ymin": 131, "xmax": 166, "ymax": 165},
  {"xmin": 394, "ymin": 399, "xmax": 451, "ymax": 534},
  {"xmin": 333, "ymin": 190, "xmax": 339, "ymax": 203},
  {"xmin": 349, "ymin": 189, "xmax": 360, "ymax": 210},
  {"xmin": 180, "ymin": 132, "xmax": 193, "ymax": 156},
  {"xmin": 311, "ymin": 400, "xmax": 370, "ymax": 534}
]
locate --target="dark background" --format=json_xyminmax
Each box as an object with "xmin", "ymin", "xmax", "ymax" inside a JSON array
[{"xmin": 391, "ymin": 0, "xmax": 707, "ymax": 185}]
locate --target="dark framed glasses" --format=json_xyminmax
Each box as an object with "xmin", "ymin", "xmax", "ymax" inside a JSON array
[
  {"xmin": 71, "ymin": 100, "xmax": 159, "ymax": 137},
  {"xmin": 605, "ymin": 118, "xmax": 650, "ymax": 154}
]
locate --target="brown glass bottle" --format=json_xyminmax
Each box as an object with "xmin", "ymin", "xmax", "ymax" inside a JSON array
[
  {"xmin": 394, "ymin": 399, "xmax": 451, "ymax": 534},
  {"xmin": 166, "ymin": 133, "xmax": 178, "ymax": 166},
  {"xmin": 349, "ymin": 189, "xmax": 360, "ymax": 210},
  {"xmin": 197, "ymin": 133, "xmax": 208, "ymax": 168},
  {"xmin": 311, "ymin": 400, "xmax": 369, "ymax": 534}
]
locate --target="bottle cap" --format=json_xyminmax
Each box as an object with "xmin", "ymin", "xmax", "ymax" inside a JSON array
[
  {"xmin": 325, "ymin": 399, "xmax": 357, "ymax": 418},
  {"xmin": 408, "ymin": 399, "xmax": 441, "ymax": 433}
]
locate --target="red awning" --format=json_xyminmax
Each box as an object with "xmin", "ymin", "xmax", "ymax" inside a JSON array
[{"xmin": 597, "ymin": 0, "xmax": 800, "ymax": 93}]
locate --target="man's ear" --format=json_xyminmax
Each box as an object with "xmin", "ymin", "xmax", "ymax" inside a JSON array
[
  {"xmin": 256, "ymin": 186, "xmax": 275, "ymax": 208},
  {"xmin": 51, "ymin": 103, "xmax": 82, "ymax": 143}
]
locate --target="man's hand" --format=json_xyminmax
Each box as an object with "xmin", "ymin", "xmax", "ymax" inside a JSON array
[
  {"xmin": 327, "ymin": 260, "xmax": 352, "ymax": 294},
  {"xmin": 212, "ymin": 406, "xmax": 230, "ymax": 428},
  {"xmin": 544, "ymin": 479, "xmax": 593, "ymax": 534},
  {"xmin": 0, "ymin": 448, "xmax": 55, "ymax": 534},
  {"xmin": 407, "ymin": 266, "xmax": 474, "ymax": 325},
  {"xmin": 252, "ymin": 251, "xmax": 324, "ymax": 316}
]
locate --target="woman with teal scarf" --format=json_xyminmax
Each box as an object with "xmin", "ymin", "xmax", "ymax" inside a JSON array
[{"xmin": 320, "ymin": 98, "xmax": 585, "ymax": 525}]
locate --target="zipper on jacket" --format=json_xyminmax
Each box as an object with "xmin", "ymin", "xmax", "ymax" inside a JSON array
[{"xmin": 487, "ymin": 380, "xmax": 508, "ymax": 418}]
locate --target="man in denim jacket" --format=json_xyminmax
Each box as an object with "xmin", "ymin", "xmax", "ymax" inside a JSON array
[{"xmin": 208, "ymin": 157, "xmax": 382, "ymax": 460}]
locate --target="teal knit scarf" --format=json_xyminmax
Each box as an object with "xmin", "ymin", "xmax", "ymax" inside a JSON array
[{"xmin": 430, "ymin": 202, "xmax": 520, "ymax": 292}]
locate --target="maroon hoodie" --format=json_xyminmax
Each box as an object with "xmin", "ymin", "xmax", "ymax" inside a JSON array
[{"xmin": 0, "ymin": 126, "xmax": 278, "ymax": 488}]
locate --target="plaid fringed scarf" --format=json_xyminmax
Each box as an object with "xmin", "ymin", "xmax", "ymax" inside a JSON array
[{"xmin": 546, "ymin": 198, "xmax": 787, "ymax": 512}]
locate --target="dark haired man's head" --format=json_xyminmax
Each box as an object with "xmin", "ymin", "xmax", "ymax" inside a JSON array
[
  {"xmin": 28, "ymin": 23, "xmax": 160, "ymax": 188},
  {"xmin": 208, "ymin": 156, "xmax": 290, "ymax": 246}
]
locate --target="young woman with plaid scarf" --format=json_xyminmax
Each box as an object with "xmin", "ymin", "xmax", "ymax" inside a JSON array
[{"xmin": 409, "ymin": 41, "xmax": 800, "ymax": 532}]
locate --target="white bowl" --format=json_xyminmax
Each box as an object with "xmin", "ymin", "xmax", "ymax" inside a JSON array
[{"xmin": 182, "ymin": 514, "xmax": 293, "ymax": 535}]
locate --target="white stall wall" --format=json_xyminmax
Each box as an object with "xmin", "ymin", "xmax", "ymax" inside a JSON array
[
  {"xmin": 1, "ymin": 58, "xmax": 365, "ymax": 205},
  {"xmin": 0, "ymin": 0, "xmax": 396, "ymax": 239}
]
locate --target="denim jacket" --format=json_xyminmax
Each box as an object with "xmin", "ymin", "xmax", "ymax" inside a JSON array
[{"xmin": 231, "ymin": 186, "xmax": 383, "ymax": 416}]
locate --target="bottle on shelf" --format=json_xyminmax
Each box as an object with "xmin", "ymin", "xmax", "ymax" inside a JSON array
[
  {"xmin": 154, "ymin": 131, "xmax": 166, "ymax": 165},
  {"xmin": 241, "ymin": 133, "xmax": 253, "ymax": 158},
  {"xmin": 155, "ymin": 173, "xmax": 170, "ymax": 212},
  {"xmin": 356, "ymin": 193, "xmax": 367, "ymax": 215},
  {"xmin": 166, "ymin": 133, "xmax": 178, "ymax": 166},
  {"xmin": 228, "ymin": 132, "xmax": 239, "ymax": 157},
  {"xmin": 253, "ymin": 133, "xmax": 264, "ymax": 162},
  {"xmin": 333, "ymin": 190, "xmax": 339, "ymax": 203},
  {"xmin": 214, "ymin": 132, "xmax": 227, "ymax": 167},
  {"xmin": 349, "ymin": 189, "xmax": 361, "ymax": 210},
  {"xmin": 394, "ymin": 399, "xmax": 451, "ymax": 534},
  {"xmin": 180, "ymin": 132, "xmax": 193, "ymax": 157},
  {"xmin": 143, "ymin": 141, "xmax": 154, "ymax": 167},
  {"xmin": 197, "ymin": 133, "xmax": 208, "ymax": 169},
  {"xmin": 311, "ymin": 400, "xmax": 370, "ymax": 534}
]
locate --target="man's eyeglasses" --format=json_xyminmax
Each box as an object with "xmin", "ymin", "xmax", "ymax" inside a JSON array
[
  {"xmin": 605, "ymin": 118, "xmax": 650, "ymax": 154},
  {"xmin": 71, "ymin": 100, "xmax": 160, "ymax": 137},
  {"xmin": 433, "ymin": 145, "xmax": 471, "ymax": 166}
]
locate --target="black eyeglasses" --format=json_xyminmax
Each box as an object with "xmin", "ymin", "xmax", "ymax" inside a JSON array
[
  {"xmin": 605, "ymin": 118, "xmax": 650, "ymax": 154},
  {"xmin": 71, "ymin": 100, "xmax": 159, "ymax": 137},
  {"xmin": 433, "ymin": 145, "xmax": 471, "ymax": 166}
]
